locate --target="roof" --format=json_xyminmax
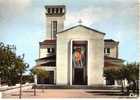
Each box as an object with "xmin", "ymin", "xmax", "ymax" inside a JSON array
[
  {"xmin": 104, "ymin": 62, "xmax": 118, "ymax": 67},
  {"xmin": 39, "ymin": 40, "xmax": 56, "ymax": 45},
  {"xmin": 104, "ymin": 56, "xmax": 124, "ymax": 68},
  {"xmin": 36, "ymin": 54, "xmax": 56, "ymax": 61},
  {"xmin": 57, "ymin": 25, "xmax": 106, "ymax": 35},
  {"xmin": 104, "ymin": 39, "xmax": 119, "ymax": 43},
  {"xmin": 104, "ymin": 56, "xmax": 124, "ymax": 62},
  {"xmin": 45, "ymin": 5, "xmax": 65, "ymax": 9}
]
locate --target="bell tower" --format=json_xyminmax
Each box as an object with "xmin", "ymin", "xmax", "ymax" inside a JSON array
[{"xmin": 45, "ymin": 5, "xmax": 66, "ymax": 40}]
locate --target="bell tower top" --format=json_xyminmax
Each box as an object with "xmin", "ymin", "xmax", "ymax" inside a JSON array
[
  {"xmin": 45, "ymin": 5, "xmax": 66, "ymax": 16},
  {"xmin": 45, "ymin": 5, "xmax": 66, "ymax": 40}
]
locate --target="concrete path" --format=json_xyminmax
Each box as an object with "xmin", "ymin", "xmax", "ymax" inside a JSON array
[{"xmin": 1, "ymin": 87, "xmax": 135, "ymax": 98}]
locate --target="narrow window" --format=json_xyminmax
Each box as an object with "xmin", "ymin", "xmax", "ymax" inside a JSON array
[
  {"xmin": 53, "ymin": 21, "xmax": 57, "ymax": 38},
  {"xmin": 52, "ymin": 48, "xmax": 55, "ymax": 53},
  {"xmin": 52, "ymin": 8, "xmax": 54, "ymax": 13},
  {"xmin": 107, "ymin": 48, "xmax": 110, "ymax": 53},
  {"xmin": 48, "ymin": 8, "xmax": 50, "ymax": 13},
  {"xmin": 47, "ymin": 48, "xmax": 51, "ymax": 53}
]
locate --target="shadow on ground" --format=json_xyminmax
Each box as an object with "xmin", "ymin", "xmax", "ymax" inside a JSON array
[{"xmin": 86, "ymin": 91, "xmax": 125, "ymax": 96}]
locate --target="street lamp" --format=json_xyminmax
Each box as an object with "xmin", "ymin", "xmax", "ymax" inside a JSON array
[
  {"xmin": 19, "ymin": 69, "xmax": 22, "ymax": 99},
  {"xmin": 19, "ymin": 54, "xmax": 25, "ymax": 99},
  {"xmin": 0, "ymin": 75, "xmax": 1, "ymax": 87}
]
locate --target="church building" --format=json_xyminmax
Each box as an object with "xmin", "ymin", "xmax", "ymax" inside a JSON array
[{"xmin": 35, "ymin": 5, "xmax": 124, "ymax": 86}]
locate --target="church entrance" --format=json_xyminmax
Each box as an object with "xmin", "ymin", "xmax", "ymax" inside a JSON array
[
  {"xmin": 73, "ymin": 68, "xmax": 84, "ymax": 85},
  {"xmin": 72, "ymin": 41, "xmax": 87, "ymax": 85}
]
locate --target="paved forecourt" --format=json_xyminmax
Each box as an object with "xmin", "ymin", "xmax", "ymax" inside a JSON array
[{"xmin": 2, "ymin": 87, "xmax": 134, "ymax": 98}]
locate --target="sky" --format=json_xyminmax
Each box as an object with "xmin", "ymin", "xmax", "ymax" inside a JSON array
[{"xmin": 0, "ymin": 0, "xmax": 139, "ymax": 71}]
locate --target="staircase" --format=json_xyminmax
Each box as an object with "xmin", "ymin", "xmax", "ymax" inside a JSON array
[{"xmin": 33, "ymin": 84, "xmax": 121, "ymax": 90}]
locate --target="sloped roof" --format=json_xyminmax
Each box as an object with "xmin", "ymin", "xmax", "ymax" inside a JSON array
[
  {"xmin": 104, "ymin": 39, "xmax": 117, "ymax": 42},
  {"xmin": 40, "ymin": 40, "xmax": 56, "ymax": 45},
  {"xmin": 57, "ymin": 25, "xmax": 106, "ymax": 35},
  {"xmin": 104, "ymin": 62, "xmax": 118, "ymax": 67},
  {"xmin": 36, "ymin": 54, "xmax": 56, "ymax": 61},
  {"xmin": 104, "ymin": 56, "xmax": 124, "ymax": 68},
  {"xmin": 104, "ymin": 56, "xmax": 124, "ymax": 62},
  {"xmin": 45, "ymin": 5, "xmax": 65, "ymax": 8}
]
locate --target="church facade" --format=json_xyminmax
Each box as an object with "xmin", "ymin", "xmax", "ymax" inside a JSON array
[{"xmin": 35, "ymin": 5, "xmax": 124, "ymax": 86}]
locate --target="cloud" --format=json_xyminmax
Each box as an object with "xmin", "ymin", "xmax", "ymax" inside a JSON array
[
  {"xmin": 0, "ymin": 0, "xmax": 32, "ymax": 13},
  {"xmin": 0, "ymin": 0, "xmax": 32, "ymax": 38},
  {"xmin": 65, "ymin": 7, "xmax": 113, "ymax": 28},
  {"xmin": 64, "ymin": 0, "xmax": 138, "ymax": 29},
  {"xmin": 0, "ymin": 0, "xmax": 32, "ymax": 24},
  {"xmin": 114, "ymin": 5, "xmax": 138, "ymax": 40}
]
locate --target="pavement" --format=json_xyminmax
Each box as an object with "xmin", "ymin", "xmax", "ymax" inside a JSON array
[
  {"xmin": 0, "ymin": 83, "xmax": 32, "ymax": 91},
  {"xmin": 1, "ymin": 86, "xmax": 139, "ymax": 98}
]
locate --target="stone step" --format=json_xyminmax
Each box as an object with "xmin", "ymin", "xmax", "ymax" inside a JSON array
[{"xmin": 33, "ymin": 84, "xmax": 121, "ymax": 90}]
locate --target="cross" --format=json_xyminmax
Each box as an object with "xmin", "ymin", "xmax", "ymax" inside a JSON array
[{"xmin": 78, "ymin": 19, "xmax": 82, "ymax": 25}]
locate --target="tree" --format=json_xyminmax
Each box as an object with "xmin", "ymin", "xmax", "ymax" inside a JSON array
[
  {"xmin": 0, "ymin": 42, "xmax": 29, "ymax": 86},
  {"xmin": 30, "ymin": 68, "xmax": 48, "ymax": 84},
  {"xmin": 30, "ymin": 67, "xmax": 48, "ymax": 94},
  {"xmin": 122, "ymin": 62, "xmax": 139, "ymax": 94},
  {"xmin": 104, "ymin": 62, "xmax": 139, "ymax": 94},
  {"xmin": 122, "ymin": 62, "xmax": 139, "ymax": 81}
]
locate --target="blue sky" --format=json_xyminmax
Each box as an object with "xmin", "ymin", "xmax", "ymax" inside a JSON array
[{"xmin": 0, "ymin": 0, "xmax": 139, "ymax": 71}]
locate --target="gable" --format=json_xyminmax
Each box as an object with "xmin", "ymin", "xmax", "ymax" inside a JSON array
[
  {"xmin": 57, "ymin": 25, "xmax": 105, "ymax": 35},
  {"xmin": 56, "ymin": 25, "xmax": 105, "ymax": 39}
]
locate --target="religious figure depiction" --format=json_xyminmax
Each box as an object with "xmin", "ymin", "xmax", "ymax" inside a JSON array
[{"xmin": 72, "ymin": 46, "xmax": 86, "ymax": 68}]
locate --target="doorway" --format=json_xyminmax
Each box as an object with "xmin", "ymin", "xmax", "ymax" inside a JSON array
[
  {"xmin": 71, "ymin": 40, "xmax": 88, "ymax": 85},
  {"xmin": 73, "ymin": 68, "xmax": 84, "ymax": 85}
]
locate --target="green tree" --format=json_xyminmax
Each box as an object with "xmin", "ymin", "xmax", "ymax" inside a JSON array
[
  {"xmin": 30, "ymin": 67, "xmax": 48, "ymax": 84},
  {"xmin": 30, "ymin": 67, "xmax": 48, "ymax": 93},
  {"xmin": 122, "ymin": 62, "xmax": 139, "ymax": 94},
  {"xmin": 104, "ymin": 62, "xmax": 139, "ymax": 93},
  {"xmin": 122, "ymin": 62, "xmax": 139, "ymax": 81},
  {"xmin": 0, "ymin": 42, "xmax": 29, "ymax": 86}
]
